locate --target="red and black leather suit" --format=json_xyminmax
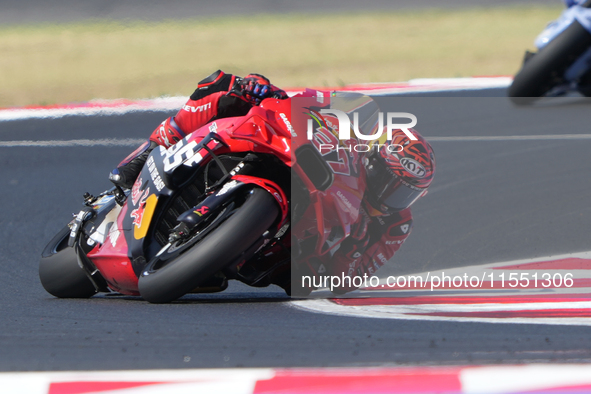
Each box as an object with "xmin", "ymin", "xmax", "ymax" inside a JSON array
[{"xmin": 316, "ymin": 204, "xmax": 413, "ymax": 293}]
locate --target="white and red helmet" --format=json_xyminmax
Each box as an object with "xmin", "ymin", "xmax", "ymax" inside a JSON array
[{"xmin": 365, "ymin": 129, "xmax": 436, "ymax": 214}]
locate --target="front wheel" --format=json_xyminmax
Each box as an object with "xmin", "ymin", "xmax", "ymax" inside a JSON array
[
  {"xmin": 508, "ymin": 20, "xmax": 591, "ymax": 105},
  {"xmin": 138, "ymin": 188, "xmax": 280, "ymax": 303},
  {"xmin": 39, "ymin": 226, "xmax": 97, "ymax": 298}
]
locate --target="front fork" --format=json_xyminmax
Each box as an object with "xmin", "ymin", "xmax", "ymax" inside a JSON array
[{"xmin": 169, "ymin": 171, "xmax": 289, "ymax": 244}]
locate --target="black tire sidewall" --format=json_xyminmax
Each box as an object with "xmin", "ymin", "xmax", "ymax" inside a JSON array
[
  {"xmin": 138, "ymin": 188, "xmax": 280, "ymax": 303},
  {"xmin": 39, "ymin": 226, "xmax": 97, "ymax": 298},
  {"xmin": 508, "ymin": 20, "xmax": 591, "ymax": 103}
]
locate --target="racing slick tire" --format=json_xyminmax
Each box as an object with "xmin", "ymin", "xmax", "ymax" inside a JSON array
[
  {"xmin": 39, "ymin": 226, "xmax": 97, "ymax": 298},
  {"xmin": 508, "ymin": 19, "xmax": 591, "ymax": 105},
  {"xmin": 138, "ymin": 188, "xmax": 280, "ymax": 303}
]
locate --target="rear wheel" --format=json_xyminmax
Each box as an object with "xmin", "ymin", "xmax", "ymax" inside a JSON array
[
  {"xmin": 138, "ymin": 188, "xmax": 280, "ymax": 303},
  {"xmin": 508, "ymin": 20, "xmax": 591, "ymax": 105},
  {"xmin": 39, "ymin": 226, "xmax": 97, "ymax": 298}
]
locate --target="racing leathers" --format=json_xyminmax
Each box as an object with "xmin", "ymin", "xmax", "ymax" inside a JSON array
[
  {"xmin": 321, "ymin": 204, "xmax": 413, "ymax": 293},
  {"xmin": 109, "ymin": 70, "xmax": 288, "ymax": 189}
]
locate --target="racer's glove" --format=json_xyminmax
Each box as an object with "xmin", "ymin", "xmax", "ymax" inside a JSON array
[
  {"xmin": 229, "ymin": 74, "xmax": 288, "ymax": 105},
  {"xmin": 242, "ymin": 74, "xmax": 272, "ymax": 105}
]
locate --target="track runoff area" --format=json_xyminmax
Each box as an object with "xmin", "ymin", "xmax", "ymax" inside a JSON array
[{"xmin": 3, "ymin": 76, "xmax": 591, "ymax": 393}]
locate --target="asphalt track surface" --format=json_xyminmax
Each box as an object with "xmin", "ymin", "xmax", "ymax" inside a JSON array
[
  {"xmin": 2, "ymin": 89, "xmax": 591, "ymax": 372},
  {"xmin": 1, "ymin": 0, "xmax": 559, "ymax": 25}
]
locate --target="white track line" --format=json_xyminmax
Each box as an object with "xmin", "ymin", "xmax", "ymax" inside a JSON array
[
  {"xmin": 0, "ymin": 77, "xmax": 513, "ymax": 122},
  {"xmin": 0, "ymin": 139, "xmax": 145, "ymax": 147},
  {"xmin": 0, "ymin": 368, "xmax": 273, "ymax": 394},
  {"xmin": 461, "ymin": 365, "xmax": 591, "ymax": 394},
  {"xmin": 290, "ymin": 299, "xmax": 591, "ymax": 326},
  {"xmin": 3, "ymin": 365, "xmax": 591, "ymax": 394},
  {"xmin": 0, "ymin": 97, "xmax": 186, "ymax": 122},
  {"xmin": 429, "ymin": 134, "xmax": 591, "ymax": 141}
]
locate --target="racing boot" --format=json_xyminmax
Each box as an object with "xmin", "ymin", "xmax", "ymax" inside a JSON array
[
  {"xmin": 109, "ymin": 140, "xmax": 157, "ymax": 189},
  {"xmin": 109, "ymin": 117, "xmax": 186, "ymax": 189}
]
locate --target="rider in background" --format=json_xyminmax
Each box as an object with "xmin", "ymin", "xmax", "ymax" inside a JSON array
[
  {"xmin": 563, "ymin": 0, "xmax": 586, "ymax": 7},
  {"xmin": 109, "ymin": 70, "xmax": 288, "ymax": 189}
]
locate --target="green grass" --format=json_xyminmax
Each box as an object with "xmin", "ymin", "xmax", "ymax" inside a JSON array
[{"xmin": 0, "ymin": 5, "xmax": 563, "ymax": 107}]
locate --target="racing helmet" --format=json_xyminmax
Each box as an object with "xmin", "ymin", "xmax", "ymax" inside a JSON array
[{"xmin": 364, "ymin": 129, "xmax": 435, "ymax": 214}]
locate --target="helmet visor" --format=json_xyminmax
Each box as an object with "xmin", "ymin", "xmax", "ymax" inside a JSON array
[
  {"xmin": 378, "ymin": 179, "xmax": 424, "ymax": 212},
  {"xmin": 366, "ymin": 156, "xmax": 426, "ymax": 212}
]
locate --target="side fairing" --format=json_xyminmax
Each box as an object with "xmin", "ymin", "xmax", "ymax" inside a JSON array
[{"xmin": 121, "ymin": 149, "xmax": 174, "ymax": 277}]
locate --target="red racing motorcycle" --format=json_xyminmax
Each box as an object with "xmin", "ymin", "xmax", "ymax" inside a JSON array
[{"xmin": 39, "ymin": 91, "xmax": 367, "ymax": 302}]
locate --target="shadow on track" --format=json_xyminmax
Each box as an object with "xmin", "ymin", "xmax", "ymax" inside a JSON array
[{"xmin": 93, "ymin": 291, "xmax": 292, "ymax": 305}]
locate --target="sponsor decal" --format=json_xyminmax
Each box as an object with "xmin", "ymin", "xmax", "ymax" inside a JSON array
[
  {"xmin": 376, "ymin": 253, "xmax": 388, "ymax": 265},
  {"xmin": 130, "ymin": 188, "xmax": 149, "ymax": 228},
  {"xmin": 161, "ymin": 138, "xmax": 218, "ymax": 173},
  {"xmin": 131, "ymin": 178, "xmax": 144, "ymax": 206},
  {"xmin": 336, "ymin": 190, "xmax": 354, "ymax": 212},
  {"xmin": 133, "ymin": 194, "xmax": 158, "ymax": 240},
  {"xmin": 209, "ymin": 122, "xmax": 218, "ymax": 133},
  {"xmin": 146, "ymin": 156, "xmax": 165, "ymax": 192},
  {"xmin": 279, "ymin": 113, "xmax": 297, "ymax": 137},
  {"xmin": 193, "ymin": 206, "xmax": 209, "ymax": 217},
  {"xmin": 399, "ymin": 158, "xmax": 426, "ymax": 178},
  {"xmin": 183, "ymin": 102, "xmax": 211, "ymax": 113},
  {"xmin": 400, "ymin": 224, "xmax": 410, "ymax": 234}
]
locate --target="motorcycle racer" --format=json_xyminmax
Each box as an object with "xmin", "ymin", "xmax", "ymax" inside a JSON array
[{"xmin": 109, "ymin": 71, "xmax": 435, "ymax": 295}]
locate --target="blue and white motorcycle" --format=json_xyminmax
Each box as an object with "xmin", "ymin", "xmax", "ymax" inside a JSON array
[{"xmin": 508, "ymin": 0, "xmax": 591, "ymax": 103}]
